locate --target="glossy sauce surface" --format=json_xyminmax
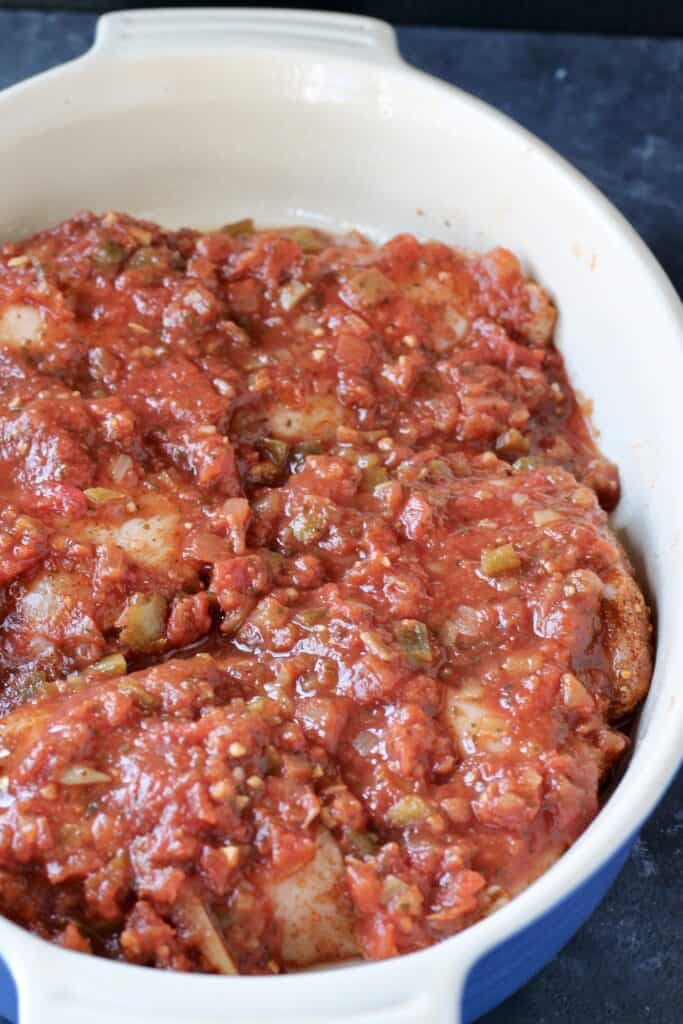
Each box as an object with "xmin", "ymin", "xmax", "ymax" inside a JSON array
[{"xmin": 0, "ymin": 214, "xmax": 651, "ymax": 971}]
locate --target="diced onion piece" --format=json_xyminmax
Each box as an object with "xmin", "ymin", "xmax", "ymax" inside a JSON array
[
  {"xmin": 18, "ymin": 572, "xmax": 87, "ymax": 632},
  {"xmin": 342, "ymin": 268, "xmax": 395, "ymax": 308},
  {"xmin": 111, "ymin": 454, "xmax": 133, "ymax": 483},
  {"xmin": 352, "ymin": 729, "xmax": 380, "ymax": 757},
  {"xmin": 282, "ymin": 227, "xmax": 325, "ymax": 253},
  {"xmin": 441, "ymin": 605, "xmax": 483, "ymax": 645},
  {"xmin": 266, "ymin": 395, "xmax": 343, "ymax": 442},
  {"xmin": 565, "ymin": 568, "xmax": 604, "ymax": 595},
  {"xmin": 84, "ymin": 487, "xmax": 127, "ymax": 506},
  {"xmin": 561, "ymin": 671, "xmax": 594, "ymax": 711},
  {"xmin": 480, "ymin": 544, "xmax": 520, "ymax": 576},
  {"xmin": 248, "ymin": 596, "xmax": 289, "ymax": 631},
  {"xmin": 382, "ymin": 875, "xmax": 423, "ymax": 915},
  {"xmin": 279, "ymin": 280, "xmax": 311, "ymax": 312},
  {"xmin": 533, "ymin": 509, "xmax": 562, "ymax": 526},
  {"xmin": 60, "ymin": 766, "xmax": 111, "ymax": 785},
  {"xmin": 502, "ymin": 651, "xmax": 542, "ymax": 674},
  {"xmin": 571, "ymin": 486, "xmax": 595, "ymax": 507},
  {"xmin": 360, "ymin": 630, "xmax": 394, "ymax": 662},
  {"xmin": 445, "ymin": 686, "xmax": 509, "ymax": 756},
  {"xmin": 128, "ymin": 226, "xmax": 153, "ymax": 246},
  {"xmin": 293, "ymin": 606, "xmax": 327, "ymax": 628},
  {"xmin": 173, "ymin": 884, "xmax": 238, "ymax": 975},
  {"xmin": 444, "ymin": 307, "xmax": 470, "ymax": 342},
  {"xmin": 440, "ymin": 796, "xmax": 471, "ymax": 825},
  {"xmin": 0, "ymin": 303, "xmax": 43, "ymax": 348},
  {"xmin": 495, "ymin": 428, "xmax": 529, "ymax": 459},
  {"xmin": 89, "ymin": 653, "xmax": 128, "ymax": 678},
  {"xmin": 523, "ymin": 282, "xmax": 556, "ymax": 346}
]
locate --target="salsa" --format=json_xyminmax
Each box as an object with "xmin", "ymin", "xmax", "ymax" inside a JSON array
[{"xmin": 0, "ymin": 213, "xmax": 651, "ymax": 972}]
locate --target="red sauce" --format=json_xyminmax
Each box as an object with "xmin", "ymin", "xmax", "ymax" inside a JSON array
[{"xmin": 0, "ymin": 213, "xmax": 650, "ymax": 972}]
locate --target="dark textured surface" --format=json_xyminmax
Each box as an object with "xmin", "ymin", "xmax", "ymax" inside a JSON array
[
  {"xmin": 2, "ymin": 1, "xmax": 683, "ymax": 36},
  {"xmin": 0, "ymin": 10, "xmax": 681, "ymax": 1023}
]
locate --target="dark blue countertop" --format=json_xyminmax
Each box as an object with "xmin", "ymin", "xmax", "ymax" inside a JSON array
[{"xmin": 0, "ymin": 10, "xmax": 681, "ymax": 1023}]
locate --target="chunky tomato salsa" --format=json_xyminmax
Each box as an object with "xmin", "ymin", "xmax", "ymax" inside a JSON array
[{"xmin": 0, "ymin": 213, "xmax": 651, "ymax": 972}]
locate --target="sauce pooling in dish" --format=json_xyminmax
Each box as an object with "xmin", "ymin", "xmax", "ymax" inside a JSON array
[{"xmin": 0, "ymin": 213, "xmax": 650, "ymax": 971}]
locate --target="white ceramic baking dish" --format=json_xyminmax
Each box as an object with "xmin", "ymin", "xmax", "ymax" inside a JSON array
[{"xmin": 0, "ymin": 9, "xmax": 681, "ymax": 1023}]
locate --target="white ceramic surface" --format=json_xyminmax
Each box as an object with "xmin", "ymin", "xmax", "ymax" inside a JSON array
[{"xmin": 0, "ymin": 9, "xmax": 681, "ymax": 1024}]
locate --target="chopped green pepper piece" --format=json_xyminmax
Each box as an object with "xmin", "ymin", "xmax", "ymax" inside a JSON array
[
  {"xmin": 117, "ymin": 593, "xmax": 168, "ymax": 651},
  {"xmin": 290, "ymin": 440, "xmax": 324, "ymax": 468},
  {"xmin": 349, "ymin": 830, "xmax": 378, "ymax": 856},
  {"xmin": 259, "ymin": 438, "xmax": 289, "ymax": 466},
  {"xmin": 395, "ymin": 620, "xmax": 433, "ymax": 663},
  {"xmin": 128, "ymin": 246, "xmax": 164, "ymax": 268},
  {"xmin": 290, "ymin": 502, "xmax": 327, "ymax": 544},
  {"xmin": 387, "ymin": 795, "xmax": 431, "ymax": 827},
  {"xmin": 93, "ymin": 240, "xmax": 127, "ymax": 266}
]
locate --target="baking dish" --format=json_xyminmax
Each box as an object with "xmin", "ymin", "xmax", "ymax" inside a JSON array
[{"xmin": 0, "ymin": 8, "xmax": 681, "ymax": 1022}]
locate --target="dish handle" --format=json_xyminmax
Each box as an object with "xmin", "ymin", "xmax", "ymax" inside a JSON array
[
  {"xmin": 92, "ymin": 8, "xmax": 402, "ymax": 65},
  {"xmin": 16, "ymin": 954, "xmax": 470, "ymax": 1023}
]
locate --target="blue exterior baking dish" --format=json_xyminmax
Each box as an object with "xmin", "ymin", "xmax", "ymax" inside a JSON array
[{"xmin": 0, "ymin": 10, "xmax": 681, "ymax": 1023}]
